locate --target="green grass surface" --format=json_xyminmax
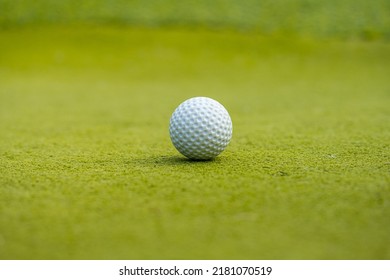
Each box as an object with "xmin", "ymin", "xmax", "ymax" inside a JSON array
[
  {"xmin": 1, "ymin": 0, "xmax": 390, "ymax": 40},
  {"xmin": 0, "ymin": 26, "xmax": 390, "ymax": 259}
]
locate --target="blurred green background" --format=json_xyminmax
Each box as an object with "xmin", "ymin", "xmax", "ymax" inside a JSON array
[
  {"xmin": 0, "ymin": 1, "xmax": 389, "ymax": 260},
  {"xmin": 1, "ymin": 0, "xmax": 390, "ymax": 39}
]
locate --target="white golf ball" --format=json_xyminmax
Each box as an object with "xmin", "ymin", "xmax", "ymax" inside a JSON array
[{"xmin": 169, "ymin": 97, "xmax": 233, "ymax": 160}]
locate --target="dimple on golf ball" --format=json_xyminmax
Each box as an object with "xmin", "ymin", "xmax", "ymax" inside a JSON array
[{"xmin": 169, "ymin": 97, "xmax": 233, "ymax": 160}]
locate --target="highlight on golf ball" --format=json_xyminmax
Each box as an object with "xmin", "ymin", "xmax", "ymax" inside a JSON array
[{"xmin": 169, "ymin": 97, "xmax": 233, "ymax": 160}]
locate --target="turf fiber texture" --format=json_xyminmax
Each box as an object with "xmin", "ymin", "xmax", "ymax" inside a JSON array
[
  {"xmin": 0, "ymin": 0, "xmax": 390, "ymax": 259},
  {"xmin": 1, "ymin": 26, "xmax": 389, "ymax": 259}
]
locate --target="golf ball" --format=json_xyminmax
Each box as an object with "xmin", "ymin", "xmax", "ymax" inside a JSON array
[{"xmin": 169, "ymin": 97, "xmax": 233, "ymax": 160}]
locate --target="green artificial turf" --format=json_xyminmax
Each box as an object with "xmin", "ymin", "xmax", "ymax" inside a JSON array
[{"xmin": 0, "ymin": 26, "xmax": 390, "ymax": 259}]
